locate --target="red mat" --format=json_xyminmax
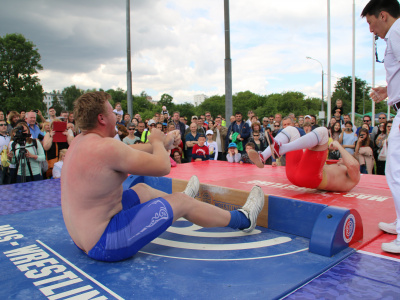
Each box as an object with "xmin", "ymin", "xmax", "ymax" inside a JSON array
[{"xmin": 167, "ymin": 161, "xmax": 396, "ymax": 254}]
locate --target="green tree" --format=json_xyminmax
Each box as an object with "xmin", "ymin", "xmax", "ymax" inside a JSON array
[
  {"xmin": 159, "ymin": 93, "xmax": 173, "ymax": 107},
  {"xmin": 196, "ymin": 95, "xmax": 225, "ymax": 117},
  {"xmin": 62, "ymin": 85, "xmax": 84, "ymax": 111},
  {"xmin": 107, "ymin": 88, "xmax": 127, "ymax": 111},
  {"xmin": 51, "ymin": 90, "xmax": 64, "ymax": 115},
  {"xmin": 176, "ymin": 102, "xmax": 196, "ymax": 120},
  {"xmin": 132, "ymin": 94, "xmax": 154, "ymax": 117},
  {"xmin": 331, "ymin": 76, "xmax": 382, "ymax": 115},
  {"xmin": 0, "ymin": 33, "xmax": 44, "ymax": 111}
]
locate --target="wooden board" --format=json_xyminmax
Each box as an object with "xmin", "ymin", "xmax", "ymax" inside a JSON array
[{"xmin": 172, "ymin": 178, "xmax": 269, "ymax": 228}]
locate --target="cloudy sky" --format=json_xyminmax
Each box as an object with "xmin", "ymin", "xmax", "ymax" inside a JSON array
[{"xmin": 0, "ymin": 0, "xmax": 387, "ymax": 104}]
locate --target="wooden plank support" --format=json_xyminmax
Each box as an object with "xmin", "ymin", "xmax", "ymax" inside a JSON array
[{"xmin": 172, "ymin": 178, "xmax": 268, "ymax": 228}]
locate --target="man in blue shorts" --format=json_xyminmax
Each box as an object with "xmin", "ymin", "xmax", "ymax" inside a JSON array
[{"xmin": 61, "ymin": 92, "xmax": 264, "ymax": 262}]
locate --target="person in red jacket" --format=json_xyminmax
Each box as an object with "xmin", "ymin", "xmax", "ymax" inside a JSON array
[{"xmin": 192, "ymin": 134, "xmax": 209, "ymax": 162}]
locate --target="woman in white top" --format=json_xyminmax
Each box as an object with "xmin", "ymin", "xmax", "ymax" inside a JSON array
[{"xmin": 52, "ymin": 149, "xmax": 67, "ymax": 179}]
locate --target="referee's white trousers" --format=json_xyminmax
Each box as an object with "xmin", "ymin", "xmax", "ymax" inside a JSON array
[{"xmin": 385, "ymin": 110, "xmax": 400, "ymax": 240}]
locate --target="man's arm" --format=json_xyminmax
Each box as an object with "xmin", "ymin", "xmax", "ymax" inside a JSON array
[
  {"xmin": 111, "ymin": 129, "xmax": 171, "ymax": 177},
  {"xmin": 36, "ymin": 110, "xmax": 46, "ymax": 124},
  {"xmin": 330, "ymin": 141, "xmax": 360, "ymax": 183},
  {"xmin": 129, "ymin": 130, "xmax": 181, "ymax": 153},
  {"xmin": 370, "ymin": 86, "xmax": 388, "ymax": 103}
]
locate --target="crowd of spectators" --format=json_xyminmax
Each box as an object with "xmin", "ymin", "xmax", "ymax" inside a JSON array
[{"xmin": 0, "ymin": 98, "xmax": 391, "ymax": 185}]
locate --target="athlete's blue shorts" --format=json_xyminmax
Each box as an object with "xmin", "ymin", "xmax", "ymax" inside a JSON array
[{"xmin": 87, "ymin": 189, "xmax": 174, "ymax": 262}]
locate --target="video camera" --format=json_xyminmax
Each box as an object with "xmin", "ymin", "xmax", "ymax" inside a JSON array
[{"xmin": 13, "ymin": 125, "xmax": 31, "ymax": 146}]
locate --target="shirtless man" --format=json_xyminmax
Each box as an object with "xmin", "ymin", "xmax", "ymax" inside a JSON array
[
  {"xmin": 249, "ymin": 126, "xmax": 360, "ymax": 192},
  {"xmin": 61, "ymin": 92, "xmax": 264, "ymax": 262}
]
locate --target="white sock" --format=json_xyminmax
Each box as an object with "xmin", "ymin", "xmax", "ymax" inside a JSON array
[
  {"xmin": 280, "ymin": 131, "xmax": 319, "ymax": 155},
  {"xmin": 260, "ymin": 132, "xmax": 290, "ymax": 160}
]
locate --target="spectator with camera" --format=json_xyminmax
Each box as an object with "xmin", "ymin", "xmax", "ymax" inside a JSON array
[
  {"xmin": 355, "ymin": 128, "xmax": 374, "ymax": 174},
  {"xmin": 9, "ymin": 122, "xmax": 46, "ymax": 183},
  {"xmin": 374, "ymin": 121, "xmax": 390, "ymax": 175},
  {"xmin": 339, "ymin": 121, "xmax": 357, "ymax": 155}
]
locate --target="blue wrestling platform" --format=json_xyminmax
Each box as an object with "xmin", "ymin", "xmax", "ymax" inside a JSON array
[{"xmin": 1, "ymin": 162, "xmax": 400, "ymax": 299}]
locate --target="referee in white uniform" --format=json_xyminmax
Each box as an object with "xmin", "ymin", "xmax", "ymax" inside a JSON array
[{"xmin": 362, "ymin": 0, "xmax": 400, "ymax": 253}]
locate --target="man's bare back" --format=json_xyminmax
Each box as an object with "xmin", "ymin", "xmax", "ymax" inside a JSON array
[
  {"xmin": 318, "ymin": 140, "xmax": 360, "ymax": 192},
  {"xmin": 319, "ymin": 163, "xmax": 360, "ymax": 192},
  {"xmin": 61, "ymin": 134, "xmax": 127, "ymax": 252}
]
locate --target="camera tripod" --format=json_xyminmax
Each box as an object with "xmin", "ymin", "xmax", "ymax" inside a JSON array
[{"xmin": 12, "ymin": 143, "xmax": 34, "ymax": 183}]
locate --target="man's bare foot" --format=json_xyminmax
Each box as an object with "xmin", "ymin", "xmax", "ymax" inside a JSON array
[{"xmin": 248, "ymin": 150, "xmax": 265, "ymax": 168}]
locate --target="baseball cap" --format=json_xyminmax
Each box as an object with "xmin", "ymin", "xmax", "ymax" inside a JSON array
[
  {"xmin": 148, "ymin": 119, "xmax": 156, "ymax": 125},
  {"xmin": 192, "ymin": 116, "xmax": 198, "ymax": 119},
  {"xmin": 198, "ymin": 134, "xmax": 206, "ymax": 138},
  {"xmin": 228, "ymin": 142, "xmax": 237, "ymax": 148},
  {"xmin": 206, "ymin": 130, "xmax": 213, "ymax": 135},
  {"xmin": 304, "ymin": 115, "xmax": 312, "ymax": 119}
]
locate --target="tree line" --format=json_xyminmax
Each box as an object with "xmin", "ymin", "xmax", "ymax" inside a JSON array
[{"xmin": 0, "ymin": 33, "xmax": 391, "ymax": 122}]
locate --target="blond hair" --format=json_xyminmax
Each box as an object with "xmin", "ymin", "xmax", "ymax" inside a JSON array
[
  {"xmin": 59, "ymin": 149, "xmax": 68, "ymax": 161},
  {"xmin": 73, "ymin": 91, "xmax": 111, "ymax": 131}
]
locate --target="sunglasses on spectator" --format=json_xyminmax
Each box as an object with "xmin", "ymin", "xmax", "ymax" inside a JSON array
[
  {"xmin": 379, "ymin": 117, "xmax": 386, "ymax": 119},
  {"xmin": 253, "ymin": 134, "xmax": 259, "ymax": 137},
  {"xmin": 128, "ymin": 128, "xmax": 135, "ymax": 130},
  {"xmin": 149, "ymin": 124, "xmax": 155, "ymax": 126},
  {"xmin": 0, "ymin": 124, "xmax": 7, "ymax": 126},
  {"xmin": 274, "ymin": 125, "xmax": 280, "ymax": 127},
  {"xmin": 363, "ymin": 120, "xmax": 370, "ymax": 122}
]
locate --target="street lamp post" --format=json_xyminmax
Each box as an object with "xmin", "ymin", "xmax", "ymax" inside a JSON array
[{"xmin": 306, "ymin": 56, "xmax": 324, "ymax": 126}]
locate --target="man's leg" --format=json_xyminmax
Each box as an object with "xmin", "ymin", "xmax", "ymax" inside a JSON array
[
  {"xmin": 250, "ymin": 127, "xmax": 327, "ymax": 167},
  {"xmin": 131, "ymin": 176, "xmax": 264, "ymax": 231},
  {"xmin": 87, "ymin": 177, "xmax": 264, "ymax": 262},
  {"xmin": 249, "ymin": 127, "xmax": 296, "ymax": 168},
  {"xmin": 164, "ymin": 185, "xmax": 264, "ymax": 232},
  {"xmin": 279, "ymin": 127, "xmax": 328, "ymax": 155},
  {"xmin": 130, "ymin": 175, "xmax": 200, "ymax": 204},
  {"xmin": 381, "ymin": 113, "xmax": 400, "ymax": 253}
]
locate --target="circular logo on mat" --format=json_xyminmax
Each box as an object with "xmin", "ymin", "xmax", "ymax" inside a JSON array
[
  {"xmin": 139, "ymin": 219, "xmax": 308, "ymax": 261},
  {"xmin": 343, "ymin": 214, "xmax": 355, "ymax": 243}
]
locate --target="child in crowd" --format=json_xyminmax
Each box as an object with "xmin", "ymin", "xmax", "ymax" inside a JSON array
[
  {"xmin": 192, "ymin": 134, "xmax": 210, "ymax": 162},
  {"xmin": 240, "ymin": 142, "xmax": 256, "ymax": 164},
  {"xmin": 205, "ymin": 130, "xmax": 218, "ymax": 160},
  {"xmin": 332, "ymin": 99, "xmax": 344, "ymax": 116},
  {"xmin": 161, "ymin": 105, "xmax": 169, "ymax": 118},
  {"xmin": 113, "ymin": 102, "xmax": 123, "ymax": 116},
  {"xmin": 240, "ymin": 142, "xmax": 256, "ymax": 165},
  {"xmin": 227, "ymin": 142, "xmax": 241, "ymax": 163},
  {"xmin": 52, "ymin": 149, "xmax": 67, "ymax": 179}
]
